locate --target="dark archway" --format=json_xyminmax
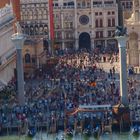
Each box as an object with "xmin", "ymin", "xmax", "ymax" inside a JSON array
[
  {"xmin": 79, "ymin": 32, "xmax": 91, "ymax": 51},
  {"xmin": 25, "ymin": 53, "xmax": 31, "ymax": 63}
]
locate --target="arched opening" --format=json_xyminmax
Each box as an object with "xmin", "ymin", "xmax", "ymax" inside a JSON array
[
  {"xmin": 25, "ymin": 53, "xmax": 31, "ymax": 63},
  {"xmin": 79, "ymin": 32, "xmax": 91, "ymax": 51}
]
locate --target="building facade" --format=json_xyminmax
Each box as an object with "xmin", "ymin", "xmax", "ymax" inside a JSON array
[{"xmin": 20, "ymin": 0, "xmax": 118, "ymax": 55}]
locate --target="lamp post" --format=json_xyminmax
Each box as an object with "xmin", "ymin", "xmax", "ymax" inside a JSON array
[{"xmin": 11, "ymin": 23, "xmax": 26, "ymax": 106}]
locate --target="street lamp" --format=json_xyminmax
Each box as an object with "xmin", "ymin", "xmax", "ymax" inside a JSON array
[{"xmin": 11, "ymin": 22, "xmax": 26, "ymax": 106}]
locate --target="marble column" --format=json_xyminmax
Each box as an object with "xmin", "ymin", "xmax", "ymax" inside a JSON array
[
  {"xmin": 11, "ymin": 33, "xmax": 26, "ymax": 106},
  {"xmin": 116, "ymin": 36, "xmax": 128, "ymax": 106}
]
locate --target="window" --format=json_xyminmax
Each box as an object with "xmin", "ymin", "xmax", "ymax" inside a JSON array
[
  {"xmin": 108, "ymin": 18, "xmax": 115, "ymax": 27},
  {"xmin": 77, "ymin": 3, "xmax": 81, "ymax": 7},
  {"xmin": 108, "ymin": 11, "xmax": 111, "ymax": 15},
  {"xmin": 95, "ymin": 12, "xmax": 98, "ymax": 16},
  {"xmin": 96, "ymin": 19, "xmax": 103, "ymax": 27},
  {"xmin": 96, "ymin": 31, "xmax": 99, "ymax": 38},
  {"xmin": 87, "ymin": 2, "xmax": 90, "ymax": 7},
  {"xmin": 64, "ymin": 22, "xmax": 69, "ymax": 28},
  {"xmin": 55, "ymin": 3, "xmax": 58, "ymax": 6},
  {"xmin": 25, "ymin": 53, "xmax": 31, "ymax": 63},
  {"xmin": 93, "ymin": 1, "xmax": 102, "ymax": 6},
  {"xmin": 95, "ymin": 19, "xmax": 99, "ymax": 27},
  {"xmin": 68, "ymin": 2, "xmax": 74, "ymax": 6},
  {"xmin": 55, "ymin": 24, "xmax": 60, "ymax": 29},
  {"xmin": 108, "ymin": 30, "xmax": 115, "ymax": 37},
  {"xmin": 104, "ymin": 1, "xmax": 113, "ymax": 5},
  {"xmin": 32, "ymin": 57, "xmax": 36, "ymax": 63},
  {"xmin": 64, "ymin": 3, "xmax": 67, "ymax": 6},
  {"xmin": 112, "ymin": 18, "xmax": 115, "ymax": 27},
  {"xmin": 100, "ymin": 19, "xmax": 103, "ymax": 27},
  {"xmin": 69, "ymin": 22, "xmax": 73, "ymax": 28},
  {"xmin": 108, "ymin": 31, "xmax": 112, "ymax": 37},
  {"xmin": 108, "ymin": 19, "xmax": 111, "ymax": 27},
  {"xmin": 112, "ymin": 11, "xmax": 115, "ymax": 15},
  {"xmin": 43, "ymin": 39, "xmax": 49, "ymax": 50},
  {"xmin": 55, "ymin": 32, "xmax": 62, "ymax": 39},
  {"xmin": 96, "ymin": 31, "xmax": 103, "ymax": 38},
  {"xmin": 65, "ymin": 32, "xmax": 70, "ymax": 39},
  {"xmin": 100, "ymin": 31, "xmax": 103, "ymax": 38},
  {"xmin": 82, "ymin": 1, "xmax": 86, "ymax": 6},
  {"xmin": 99, "ymin": 12, "xmax": 102, "ymax": 15}
]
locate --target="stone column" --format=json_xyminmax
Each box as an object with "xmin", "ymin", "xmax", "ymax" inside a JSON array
[
  {"xmin": 116, "ymin": 36, "xmax": 128, "ymax": 106},
  {"xmin": 11, "ymin": 33, "xmax": 25, "ymax": 106},
  {"xmin": 74, "ymin": 0, "xmax": 78, "ymax": 50}
]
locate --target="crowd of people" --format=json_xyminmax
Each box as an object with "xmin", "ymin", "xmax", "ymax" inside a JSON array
[{"xmin": 0, "ymin": 50, "xmax": 139, "ymax": 134}]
